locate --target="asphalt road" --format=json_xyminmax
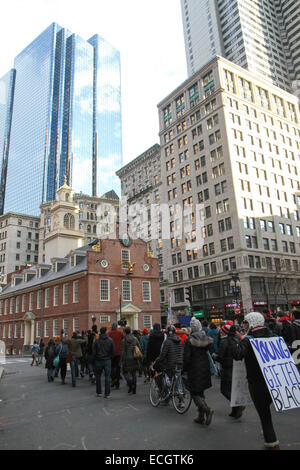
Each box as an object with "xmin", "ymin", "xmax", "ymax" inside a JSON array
[{"xmin": 0, "ymin": 358, "xmax": 300, "ymax": 451}]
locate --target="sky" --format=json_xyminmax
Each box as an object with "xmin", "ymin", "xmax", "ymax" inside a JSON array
[{"xmin": 0, "ymin": 0, "xmax": 188, "ymax": 166}]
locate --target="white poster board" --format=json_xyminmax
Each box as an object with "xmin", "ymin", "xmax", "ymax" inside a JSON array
[
  {"xmin": 250, "ymin": 337, "xmax": 300, "ymax": 412},
  {"xmin": 230, "ymin": 359, "xmax": 253, "ymax": 407}
]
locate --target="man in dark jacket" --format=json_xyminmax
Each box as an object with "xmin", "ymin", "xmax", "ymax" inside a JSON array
[
  {"xmin": 146, "ymin": 323, "xmax": 165, "ymax": 366},
  {"xmin": 289, "ymin": 309, "xmax": 300, "ymax": 371},
  {"xmin": 108, "ymin": 322, "xmax": 125, "ymax": 389},
  {"xmin": 228, "ymin": 312, "xmax": 280, "ymax": 450},
  {"xmin": 155, "ymin": 325, "xmax": 183, "ymax": 377},
  {"xmin": 92, "ymin": 327, "xmax": 115, "ymax": 398}
]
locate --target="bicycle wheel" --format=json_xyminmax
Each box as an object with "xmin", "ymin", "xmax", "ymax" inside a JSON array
[
  {"xmin": 172, "ymin": 375, "xmax": 192, "ymax": 414},
  {"xmin": 149, "ymin": 376, "xmax": 161, "ymax": 407}
]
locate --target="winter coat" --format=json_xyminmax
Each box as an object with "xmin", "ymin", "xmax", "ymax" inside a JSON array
[
  {"xmin": 55, "ymin": 342, "xmax": 68, "ymax": 359},
  {"xmin": 175, "ymin": 329, "xmax": 188, "ymax": 345},
  {"xmin": 108, "ymin": 328, "xmax": 125, "ymax": 356},
  {"xmin": 289, "ymin": 320, "xmax": 300, "ymax": 352},
  {"xmin": 45, "ymin": 344, "xmax": 56, "ymax": 369},
  {"xmin": 156, "ymin": 334, "xmax": 183, "ymax": 372},
  {"xmin": 214, "ymin": 333, "xmax": 241, "ymax": 370},
  {"xmin": 61, "ymin": 337, "xmax": 86, "ymax": 358},
  {"xmin": 120, "ymin": 334, "xmax": 140, "ymax": 372},
  {"xmin": 92, "ymin": 334, "xmax": 115, "ymax": 362},
  {"xmin": 146, "ymin": 330, "xmax": 165, "ymax": 364},
  {"xmin": 228, "ymin": 326, "xmax": 274, "ymax": 387},
  {"xmin": 207, "ymin": 327, "xmax": 220, "ymax": 354},
  {"xmin": 31, "ymin": 343, "xmax": 40, "ymax": 355},
  {"xmin": 183, "ymin": 331, "xmax": 213, "ymax": 393},
  {"xmin": 140, "ymin": 334, "xmax": 150, "ymax": 358}
]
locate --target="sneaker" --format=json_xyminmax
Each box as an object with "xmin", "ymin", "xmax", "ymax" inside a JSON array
[
  {"xmin": 104, "ymin": 395, "xmax": 111, "ymax": 399},
  {"xmin": 96, "ymin": 393, "xmax": 102, "ymax": 397}
]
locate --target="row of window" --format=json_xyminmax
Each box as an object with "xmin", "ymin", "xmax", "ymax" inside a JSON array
[
  {"xmin": 0, "ymin": 315, "xmax": 154, "ymax": 341},
  {"xmin": 0, "ymin": 280, "xmax": 153, "ymax": 315}
]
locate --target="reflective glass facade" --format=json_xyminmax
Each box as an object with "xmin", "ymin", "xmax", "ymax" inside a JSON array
[
  {"xmin": 1, "ymin": 23, "xmax": 122, "ymax": 216},
  {"xmin": 0, "ymin": 69, "xmax": 15, "ymax": 214}
]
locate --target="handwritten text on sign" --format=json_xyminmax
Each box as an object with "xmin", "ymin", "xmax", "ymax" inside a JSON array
[{"xmin": 250, "ymin": 337, "xmax": 300, "ymax": 412}]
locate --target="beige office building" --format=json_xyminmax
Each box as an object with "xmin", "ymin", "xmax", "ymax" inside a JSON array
[{"xmin": 156, "ymin": 56, "xmax": 300, "ymax": 321}]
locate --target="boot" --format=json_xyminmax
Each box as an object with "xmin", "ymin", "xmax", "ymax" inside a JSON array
[
  {"xmin": 194, "ymin": 402, "xmax": 205, "ymax": 424},
  {"xmin": 234, "ymin": 406, "xmax": 246, "ymax": 419},
  {"xmin": 201, "ymin": 399, "xmax": 214, "ymax": 426},
  {"xmin": 128, "ymin": 380, "xmax": 133, "ymax": 394},
  {"xmin": 132, "ymin": 384, "xmax": 136, "ymax": 395}
]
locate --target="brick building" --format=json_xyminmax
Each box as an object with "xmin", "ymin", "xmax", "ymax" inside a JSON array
[{"xmin": 0, "ymin": 238, "xmax": 161, "ymax": 354}]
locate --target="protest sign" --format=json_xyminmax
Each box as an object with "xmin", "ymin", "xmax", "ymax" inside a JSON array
[
  {"xmin": 230, "ymin": 360, "xmax": 252, "ymax": 407},
  {"xmin": 249, "ymin": 336, "xmax": 300, "ymax": 412}
]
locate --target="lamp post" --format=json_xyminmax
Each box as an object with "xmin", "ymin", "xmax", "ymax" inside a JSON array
[
  {"xmin": 230, "ymin": 272, "xmax": 241, "ymax": 309},
  {"xmin": 115, "ymin": 287, "xmax": 122, "ymax": 324}
]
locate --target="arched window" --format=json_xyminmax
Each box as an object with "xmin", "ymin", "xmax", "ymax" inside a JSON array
[
  {"xmin": 64, "ymin": 213, "xmax": 75, "ymax": 230},
  {"xmin": 87, "ymin": 225, "xmax": 91, "ymax": 233}
]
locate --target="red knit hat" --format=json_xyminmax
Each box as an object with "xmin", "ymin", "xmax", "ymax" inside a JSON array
[
  {"xmin": 142, "ymin": 328, "xmax": 149, "ymax": 335},
  {"xmin": 221, "ymin": 320, "xmax": 234, "ymax": 335}
]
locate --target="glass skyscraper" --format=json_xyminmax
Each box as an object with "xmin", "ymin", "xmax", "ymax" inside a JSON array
[{"xmin": 0, "ymin": 23, "xmax": 122, "ymax": 216}]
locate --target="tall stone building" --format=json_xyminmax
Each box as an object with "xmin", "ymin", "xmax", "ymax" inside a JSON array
[{"xmin": 156, "ymin": 56, "xmax": 300, "ymax": 321}]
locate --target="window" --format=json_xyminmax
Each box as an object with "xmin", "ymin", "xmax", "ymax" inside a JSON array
[
  {"xmin": 45, "ymin": 288, "xmax": 50, "ymax": 308},
  {"xmin": 122, "ymin": 280, "xmax": 131, "ymax": 301},
  {"xmin": 121, "ymin": 249, "xmax": 130, "ymax": 268},
  {"xmin": 73, "ymin": 281, "xmax": 79, "ymax": 303},
  {"xmin": 22, "ymin": 294, "xmax": 26, "ymax": 312},
  {"xmin": 29, "ymin": 292, "xmax": 34, "ymax": 310},
  {"xmin": 53, "ymin": 320, "xmax": 58, "ymax": 337},
  {"xmin": 63, "ymin": 284, "xmax": 68, "ymax": 304},
  {"xmin": 100, "ymin": 279, "xmax": 110, "ymax": 301},
  {"xmin": 63, "ymin": 319, "xmax": 68, "ymax": 332},
  {"xmin": 143, "ymin": 315, "xmax": 153, "ymax": 329},
  {"xmin": 53, "ymin": 286, "xmax": 59, "ymax": 306},
  {"xmin": 37, "ymin": 290, "xmax": 42, "ymax": 309},
  {"xmin": 73, "ymin": 318, "xmax": 79, "ymax": 331},
  {"xmin": 142, "ymin": 281, "xmax": 151, "ymax": 301},
  {"xmin": 63, "ymin": 213, "xmax": 75, "ymax": 230},
  {"xmin": 44, "ymin": 320, "xmax": 49, "ymax": 338}
]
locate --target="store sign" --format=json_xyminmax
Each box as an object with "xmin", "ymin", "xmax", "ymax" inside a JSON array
[
  {"xmin": 291, "ymin": 300, "xmax": 300, "ymax": 306},
  {"xmin": 253, "ymin": 301, "xmax": 268, "ymax": 306}
]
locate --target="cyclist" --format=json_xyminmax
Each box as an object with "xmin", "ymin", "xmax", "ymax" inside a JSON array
[{"xmin": 153, "ymin": 325, "xmax": 183, "ymax": 401}]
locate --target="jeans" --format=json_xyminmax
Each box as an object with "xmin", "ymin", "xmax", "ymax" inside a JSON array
[
  {"xmin": 70, "ymin": 358, "xmax": 80, "ymax": 386},
  {"xmin": 192, "ymin": 391, "xmax": 205, "ymax": 407},
  {"xmin": 60, "ymin": 358, "xmax": 67, "ymax": 382},
  {"xmin": 123, "ymin": 369, "xmax": 137, "ymax": 387},
  {"xmin": 248, "ymin": 381, "xmax": 277, "ymax": 444},
  {"xmin": 47, "ymin": 368, "xmax": 55, "ymax": 382},
  {"xmin": 94, "ymin": 359, "xmax": 112, "ymax": 396}
]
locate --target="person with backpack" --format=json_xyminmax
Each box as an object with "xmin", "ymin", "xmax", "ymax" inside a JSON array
[
  {"xmin": 61, "ymin": 330, "xmax": 86, "ymax": 387},
  {"xmin": 108, "ymin": 322, "xmax": 125, "ymax": 390},
  {"xmin": 38, "ymin": 339, "xmax": 45, "ymax": 365},
  {"xmin": 146, "ymin": 323, "xmax": 165, "ymax": 368},
  {"xmin": 44, "ymin": 339, "xmax": 56, "ymax": 382},
  {"xmin": 92, "ymin": 326, "xmax": 115, "ymax": 398},
  {"xmin": 120, "ymin": 326, "xmax": 141, "ymax": 394},
  {"xmin": 55, "ymin": 337, "xmax": 69, "ymax": 385}
]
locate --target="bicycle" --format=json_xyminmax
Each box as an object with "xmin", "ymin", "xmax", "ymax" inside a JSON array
[{"xmin": 149, "ymin": 367, "xmax": 192, "ymax": 414}]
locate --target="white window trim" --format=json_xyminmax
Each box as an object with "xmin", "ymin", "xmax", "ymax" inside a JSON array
[
  {"xmin": 73, "ymin": 281, "xmax": 79, "ymax": 303},
  {"xmin": 100, "ymin": 279, "xmax": 110, "ymax": 301},
  {"xmin": 122, "ymin": 279, "xmax": 132, "ymax": 302},
  {"xmin": 53, "ymin": 286, "xmax": 59, "ymax": 307},
  {"xmin": 63, "ymin": 284, "xmax": 68, "ymax": 305},
  {"xmin": 142, "ymin": 281, "xmax": 151, "ymax": 302}
]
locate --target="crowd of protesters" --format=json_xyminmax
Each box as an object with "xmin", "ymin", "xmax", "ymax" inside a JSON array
[{"xmin": 31, "ymin": 307, "xmax": 300, "ymax": 450}]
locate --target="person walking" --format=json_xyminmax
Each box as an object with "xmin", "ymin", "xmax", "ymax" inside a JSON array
[
  {"xmin": 55, "ymin": 337, "xmax": 69, "ymax": 384},
  {"xmin": 108, "ymin": 322, "xmax": 125, "ymax": 390},
  {"xmin": 31, "ymin": 340, "xmax": 40, "ymax": 366},
  {"xmin": 61, "ymin": 330, "xmax": 86, "ymax": 387},
  {"xmin": 228, "ymin": 312, "xmax": 280, "ymax": 450},
  {"xmin": 183, "ymin": 318, "xmax": 214, "ymax": 426},
  {"xmin": 92, "ymin": 326, "xmax": 115, "ymax": 398},
  {"xmin": 120, "ymin": 326, "xmax": 141, "ymax": 394},
  {"xmin": 212, "ymin": 321, "xmax": 245, "ymax": 419},
  {"xmin": 38, "ymin": 339, "xmax": 45, "ymax": 365},
  {"xmin": 44, "ymin": 339, "xmax": 56, "ymax": 382},
  {"xmin": 86, "ymin": 329, "xmax": 97, "ymax": 384},
  {"xmin": 140, "ymin": 328, "xmax": 150, "ymax": 382},
  {"xmin": 288, "ymin": 309, "xmax": 300, "ymax": 372},
  {"xmin": 207, "ymin": 322, "xmax": 220, "ymax": 375},
  {"xmin": 146, "ymin": 323, "xmax": 165, "ymax": 369}
]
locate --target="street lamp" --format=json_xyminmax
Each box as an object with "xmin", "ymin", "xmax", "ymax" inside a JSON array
[
  {"xmin": 230, "ymin": 273, "xmax": 241, "ymax": 306},
  {"xmin": 114, "ymin": 287, "xmax": 122, "ymax": 325}
]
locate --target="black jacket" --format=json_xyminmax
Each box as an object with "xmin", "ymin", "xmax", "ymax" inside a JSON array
[
  {"xmin": 156, "ymin": 334, "xmax": 183, "ymax": 371},
  {"xmin": 92, "ymin": 334, "xmax": 115, "ymax": 362},
  {"xmin": 183, "ymin": 332, "xmax": 212, "ymax": 393},
  {"xmin": 215, "ymin": 333, "xmax": 241, "ymax": 370},
  {"xmin": 228, "ymin": 326, "xmax": 273, "ymax": 387},
  {"xmin": 146, "ymin": 330, "xmax": 165, "ymax": 364}
]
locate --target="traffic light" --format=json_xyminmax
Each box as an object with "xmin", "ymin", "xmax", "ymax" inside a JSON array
[{"xmin": 185, "ymin": 286, "xmax": 192, "ymax": 305}]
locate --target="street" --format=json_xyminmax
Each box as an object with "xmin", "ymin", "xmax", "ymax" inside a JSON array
[{"xmin": 0, "ymin": 358, "xmax": 300, "ymax": 451}]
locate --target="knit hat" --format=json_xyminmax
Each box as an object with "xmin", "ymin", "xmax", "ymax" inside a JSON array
[
  {"xmin": 111, "ymin": 322, "xmax": 118, "ymax": 329},
  {"xmin": 244, "ymin": 312, "xmax": 264, "ymax": 330},
  {"xmin": 221, "ymin": 320, "xmax": 234, "ymax": 335},
  {"xmin": 190, "ymin": 317, "xmax": 202, "ymax": 332},
  {"xmin": 142, "ymin": 328, "xmax": 149, "ymax": 335}
]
